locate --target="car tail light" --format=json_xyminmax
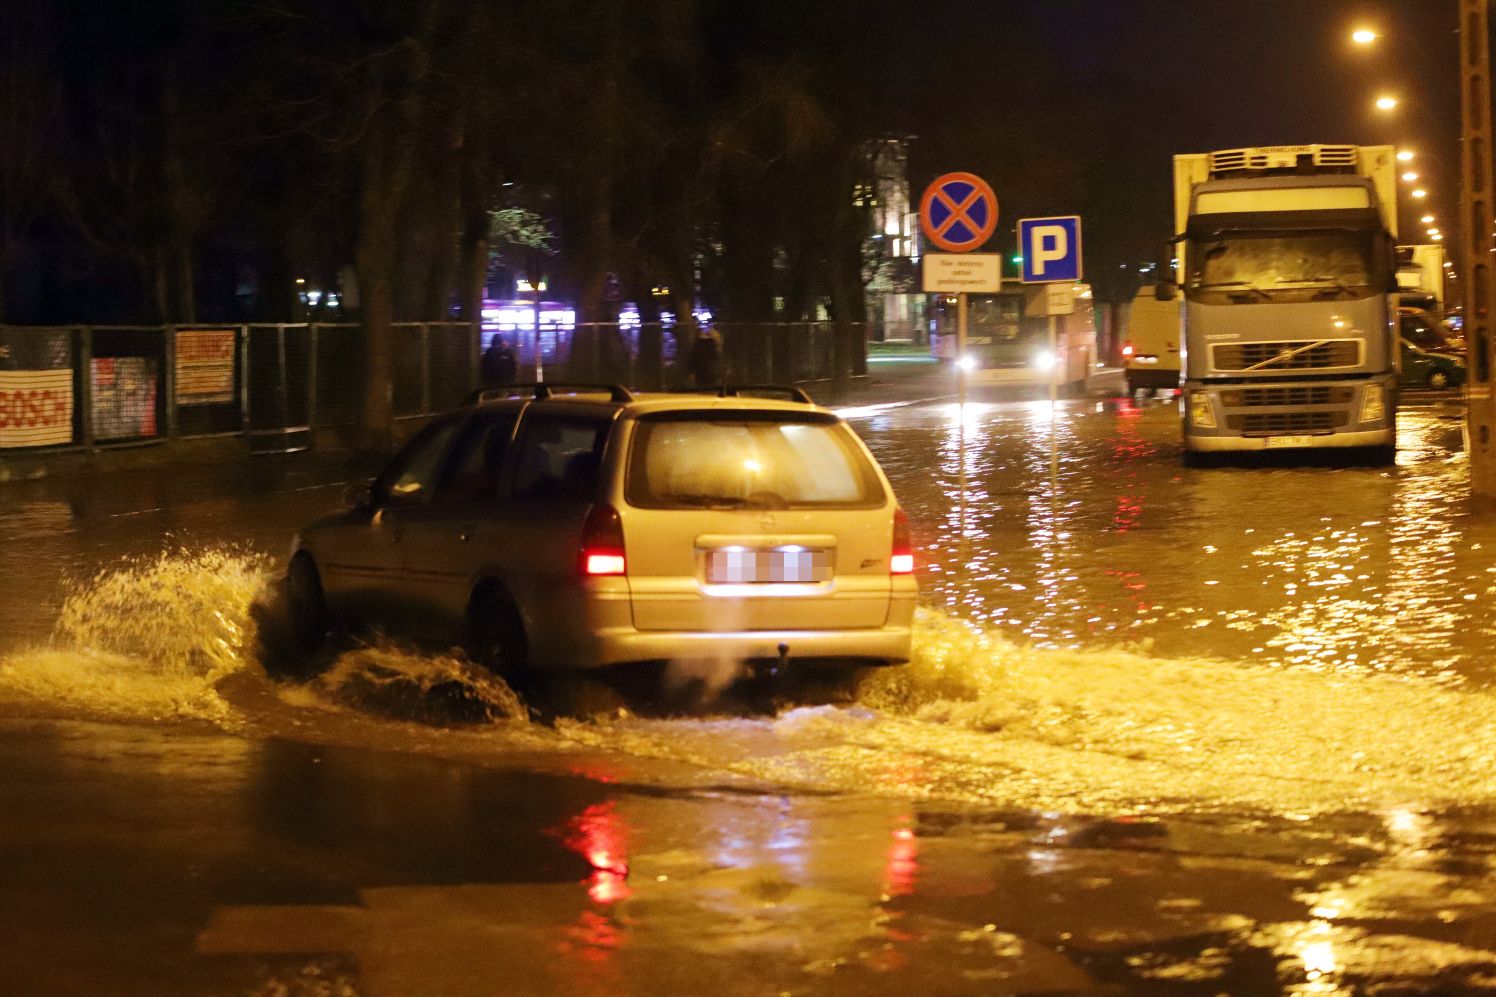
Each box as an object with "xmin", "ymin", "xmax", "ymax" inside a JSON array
[
  {"xmin": 890, "ymin": 506, "xmax": 914, "ymax": 575},
  {"xmin": 579, "ymin": 503, "xmax": 626, "ymax": 576},
  {"xmin": 1122, "ymin": 341, "xmax": 1135, "ymax": 358}
]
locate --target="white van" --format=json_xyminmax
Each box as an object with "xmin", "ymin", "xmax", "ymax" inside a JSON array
[{"xmin": 1123, "ymin": 289, "xmax": 1181, "ymax": 395}]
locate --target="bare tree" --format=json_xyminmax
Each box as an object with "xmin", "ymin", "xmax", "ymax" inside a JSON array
[{"xmin": 0, "ymin": 1, "xmax": 60, "ymax": 322}]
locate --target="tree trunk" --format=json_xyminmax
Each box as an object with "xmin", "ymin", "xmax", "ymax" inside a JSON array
[
  {"xmin": 455, "ymin": 128, "xmax": 491, "ymax": 325},
  {"xmin": 172, "ymin": 241, "xmax": 195, "ymax": 324},
  {"xmin": 570, "ymin": 173, "xmax": 615, "ymax": 378},
  {"xmin": 150, "ymin": 245, "xmax": 171, "ymax": 324},
  {"xmin": 355, "ymin": 130, "xmax": 415, "ymax": 452},
  {"xmin": 351, "ymin": 13, "xmax": 440, "ymax": 451},
  {"xmin": 457, "ymin": 226, "xmax": 489, "ymax": 324}
]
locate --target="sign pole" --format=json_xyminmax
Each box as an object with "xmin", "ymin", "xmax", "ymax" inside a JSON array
[
  {"xmin": 957, "ymin": 291, "xmax": 969, "ymax": 405},
  {"xmin": 958, "ymin": 290, "xmax": 969, "ymax": 571},
  {"xmin": 1048, "ymin": 314, "xmax": 1059, "ymax": 488},
  {"xmin": 1460, "ymin": 0, "xmax": 1496, "ymax": 498},
  {"xmin": 533, "ymin": 284, "xmax": 543, "ymax": 383},
  {"xmin": 919, "ymin": 170, "xmax": 1001, "ymax": 578}
]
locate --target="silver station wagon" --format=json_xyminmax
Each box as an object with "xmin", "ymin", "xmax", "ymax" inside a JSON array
[{"xmin": 286, "ymin": 384, "xmax": 916, "ymax": 686}]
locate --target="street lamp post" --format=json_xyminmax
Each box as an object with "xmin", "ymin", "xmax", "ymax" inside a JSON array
[{"xmin": 1459, "ymin": 0, "xmax": 1496, "ymax": 497}]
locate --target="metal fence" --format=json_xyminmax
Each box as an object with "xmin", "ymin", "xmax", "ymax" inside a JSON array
[{"xmin": 0, "ymin": 320, "xmax": 868, "ymax": 455}]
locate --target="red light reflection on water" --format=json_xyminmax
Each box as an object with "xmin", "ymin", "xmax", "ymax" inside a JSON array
[
  {"xmin": 565, "ymin": 801, "xmax": 631, "ymax": 904},
  {"xmin": 1111, "ymin": 400, "xmax": 1151, "ymax": 532},
  {"xmin": 567, "ymin": 909, "xmax": 624, "ymax": 962},
  {"xmin": 882, "ymin": 817, "xmax": 920, "ymax": 898}
]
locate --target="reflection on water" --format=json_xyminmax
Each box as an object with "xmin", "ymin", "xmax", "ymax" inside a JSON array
[{"xmin": 864, "ymin": 397, "xmax": 1496, "ymax": 685}]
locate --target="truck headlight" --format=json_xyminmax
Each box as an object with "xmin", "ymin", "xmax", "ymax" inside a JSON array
[
  {"xmin": 1359, "ymin": 382, "xmax": 1385, "ymax": 424},
  {"xmin": 957, "ymin": 353, "xmax": 978, "ymax": 371},
  {"xmin": 1033, "ymin": 350, "xmax": 1057, "ymax": 371},
  {"xmin": 1189, "ymin": 391, "xmax": 1217, "ymax": 429}
]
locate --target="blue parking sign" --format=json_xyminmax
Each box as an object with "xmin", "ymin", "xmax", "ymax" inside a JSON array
[{"xmin": 1019, "ymin": 216, "xmax": 1082, "ymax": 283}]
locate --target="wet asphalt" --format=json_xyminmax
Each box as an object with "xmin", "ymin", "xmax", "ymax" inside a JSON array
[{"xmin": 6, "ymin": 368, "xmax": 1496, "ymax": 995}]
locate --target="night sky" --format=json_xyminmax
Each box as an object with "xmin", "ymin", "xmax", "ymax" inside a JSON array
[{"xmin": 874, "ymin": 0, "xmax": 1461, "ymax": 286}]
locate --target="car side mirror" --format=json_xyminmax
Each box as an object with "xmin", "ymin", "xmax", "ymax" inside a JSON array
[{"xmin": 343, "ymin": 479, "xmax": 376, "ymax": 509}]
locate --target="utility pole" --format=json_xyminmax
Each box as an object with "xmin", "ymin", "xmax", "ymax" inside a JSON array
[{"xmin": 1460, "ymin": 0, "xmax": 1496, "ymax": 496}]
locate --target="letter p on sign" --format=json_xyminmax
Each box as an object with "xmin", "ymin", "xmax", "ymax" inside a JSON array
[
  {"xmin": 1019, "ymin": 216, "xmax": 1082, "ymax": 284},
  {"xmin": 1031, "ymin": 227, "xmax": 1067, "ymax": 275}
]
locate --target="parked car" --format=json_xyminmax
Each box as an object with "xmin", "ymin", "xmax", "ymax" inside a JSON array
[
  {"xmin": 1399, "ymin": 337, "xmax": 1466, "ymax": 390},
  {"xmin": 1400, "ymin": 309, "xmax": 1462, "ymax": 356},
  {"xmin": 286, "ymin": 384, "xmax": 916, "ymax": 689}
]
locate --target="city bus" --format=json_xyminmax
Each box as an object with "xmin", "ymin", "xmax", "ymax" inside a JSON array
[{"xmin": 929, "ymin": 279, "xmax": 1098, "ymax": 395}]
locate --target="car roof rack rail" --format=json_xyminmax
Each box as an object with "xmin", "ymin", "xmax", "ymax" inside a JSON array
[
  {"xmin": 467, "ymin": 383, "xmax": 635, "ymax": 405},
  {"xmin": 672, "ymin": 384, "xmax": 815, "ymax": 404}
]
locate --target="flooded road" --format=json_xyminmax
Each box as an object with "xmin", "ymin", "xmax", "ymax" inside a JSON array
[
  {"xmin": 862, "ymin": 392, "xmax": 1488, "ymax": 683},
  {"xmin": 7, "ymin": 388, "xmax": 1496, "ymax": 994}
]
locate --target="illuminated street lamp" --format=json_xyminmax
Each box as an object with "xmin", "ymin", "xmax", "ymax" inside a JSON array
[
  {"xmin": 1398, "ymin": 150, "xmax": 1415, "ymax": 162},
  {"xmin": 1411, "ymin": 188, "xmax": 1428, "ymax": 199},
  {"xmin": 1352, "ymin": 28, "xmax": 1379, "ymax": 44},
  {"xmin": 1402, "ymin": 171, "xmax": 1419, "ymax": 182},
  {"xmin": 1375, "ymin": 95, "xmax": 1399, "ymax": 111},
  {"xmin": 1421, "ymin": 214, "xmax": 1436, "ymax": 224}
]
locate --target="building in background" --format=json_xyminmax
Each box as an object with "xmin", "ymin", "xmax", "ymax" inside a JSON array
[{"xmin": 861, "ymin": 137, "xmax": 925, "ymax": 343}]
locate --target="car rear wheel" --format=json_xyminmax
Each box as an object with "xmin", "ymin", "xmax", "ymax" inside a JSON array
[
  {"xmin": 468, "ymin": 586, "xmax": 529, "ymax": 687},
  {"xmin": 286, "ymin": 554, "xmax": 328, "ymax": 655},
  {"xmin": 1428, "ymin": 369, "xmax": 1451, "ymax": 390}
]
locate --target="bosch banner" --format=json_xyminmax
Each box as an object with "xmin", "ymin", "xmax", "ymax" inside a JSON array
[{"xmin": 0, "ymin": 369, "xmax": 75, "ymax": 448}]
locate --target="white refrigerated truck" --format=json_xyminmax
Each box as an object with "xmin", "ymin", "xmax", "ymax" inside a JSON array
[{"xmin": 1160, "ymin": 144, "xmax": 1400, "ymax": 461}]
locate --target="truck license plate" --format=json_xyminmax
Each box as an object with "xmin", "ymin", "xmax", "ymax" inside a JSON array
[{"xmin": 1264, "ymin": 435, "xmax": 1312, "ymax": 449}]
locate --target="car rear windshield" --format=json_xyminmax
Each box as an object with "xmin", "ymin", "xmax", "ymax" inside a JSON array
[{"xmin": 626, "ymin": 412, "xmax": 885, "ymax": 510}]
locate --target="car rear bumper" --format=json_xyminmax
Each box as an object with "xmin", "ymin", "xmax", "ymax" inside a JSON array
[
  {"xmin": 1124, "ymin": 365, "xmax": 1180, "ymax": 388},
  {"xmin": 520, "ymin": 576, "xmax": 918, "ymax": 671},
  {"xmin": 579, "ymin": 625, "xmax": 914, "ymax": 669}
]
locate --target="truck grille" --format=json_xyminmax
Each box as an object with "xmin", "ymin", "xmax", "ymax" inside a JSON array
[
  {"xmin": 1227, "ymin": 411, "xmax": 1343, "ymax": 435},
  {"xmin": 1211, "ymin": 340, "xmax": 1360, "ymax": 372},
  {"xmin": 1220, "ymin": 386, "xmax": 1355, "ymax": 407}
]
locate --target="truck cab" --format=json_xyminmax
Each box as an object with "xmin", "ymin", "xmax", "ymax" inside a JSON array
[{"xmin": 1168, "ymin": 145, "xmax": 1400, "ymax": 460}]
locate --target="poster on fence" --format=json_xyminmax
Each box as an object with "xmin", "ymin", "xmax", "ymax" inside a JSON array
[
  {"xmin": 0, "ymin": 369, "xmax": 74, "ymax": 448},
  {"xmin": 175, "ymin": 329, "xmax": 236, "ymax": 405},
  {"xmin": 91, "ymin": 357, "xmax": 158, "ymax": 440}
]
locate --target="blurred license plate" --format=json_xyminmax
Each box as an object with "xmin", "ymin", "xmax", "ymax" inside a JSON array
[
  {"xmin": 1264, "ymin": 435, "xmax": 1313, "ymax": 449},
  {"xmin": 706, "ymin": 547, "xmax": 830, "ymax": 584}
]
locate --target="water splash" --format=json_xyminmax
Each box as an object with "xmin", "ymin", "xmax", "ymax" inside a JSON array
[
  {"xmin": 308, "ymin": 645, "xmax": 528, "ymax": 725},
  {"xmin": 559, "ymin": 607, "xmax": 1496, "ymax": 815},
  {"xmin": 16, "ymin": 550, "xmax": 1496, "ymax": 817},
  {"xmin": 0, "ymin": 547, "xmax": 527, "ymax": 728},
  {"xmin": 0, "ymin": 547, "xmax": 270, "ymax": 724}
]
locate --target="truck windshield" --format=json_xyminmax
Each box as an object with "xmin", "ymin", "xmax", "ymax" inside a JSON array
[{"xmin": 1190, "ymin": 231, "xmax": 1375, "ymax": 292}]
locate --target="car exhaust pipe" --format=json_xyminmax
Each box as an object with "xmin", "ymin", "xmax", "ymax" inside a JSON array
[{"xmin": 750, "ymin": 643, "xmax": 791, "ymax": 682}]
